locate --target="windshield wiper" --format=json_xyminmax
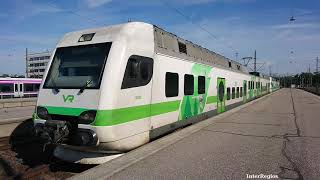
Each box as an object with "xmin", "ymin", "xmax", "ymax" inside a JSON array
[
  {"xmin": 78, "ymin": 80, "xmax": 92, "ymax": 94},
  {"xmin": 51, "ymin": 78, "xmax": 60, "ymax": 93}
]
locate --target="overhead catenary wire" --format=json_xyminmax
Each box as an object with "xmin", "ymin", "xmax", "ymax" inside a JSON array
[
  {"xmin": 161, "ymin": 1, "xmax": 239, "ymax": 59},
  {"xmin": 45, "ymin": 0, "xmax": 104, "ymax": 26}
]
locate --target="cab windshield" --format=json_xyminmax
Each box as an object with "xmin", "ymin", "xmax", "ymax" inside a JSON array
[{"xmin": 44, "ymin": 42, "xmax": 112, "ymax": 89}]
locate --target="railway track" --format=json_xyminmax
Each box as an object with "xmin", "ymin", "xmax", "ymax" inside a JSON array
[
  {"xmin": 0, "ymin": 135, "xmax": 93, "ymax": 179},
  {"xmin": 0, "ymin": 136, "xmax": 52, "ymax": 179}
]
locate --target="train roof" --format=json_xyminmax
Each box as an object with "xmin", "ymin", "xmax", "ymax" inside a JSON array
[{"xmin": 56, "ymin": 22, "xmax": 267, "ymax": 77}]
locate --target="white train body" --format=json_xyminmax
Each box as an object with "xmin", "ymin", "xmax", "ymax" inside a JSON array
[{"xmin": 33, "ymin": 22, "xmax": 279, "ymax": 153}]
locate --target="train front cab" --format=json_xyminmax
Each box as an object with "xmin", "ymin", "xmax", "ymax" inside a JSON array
[{"xmin": 33, "ymin": 22, "xmax": 156, "ymax": 152}]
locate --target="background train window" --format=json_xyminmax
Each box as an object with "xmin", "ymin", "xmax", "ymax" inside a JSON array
[
  {"xmin": 198, "ymin": 76, "xmax": 205, "ymax": 94},
  {"xmin": 165, "ymin": 72, "xmax": 179, "ymax": 97},
  {"xmin": 236, "ymin": 87, "xmax": 239, "ymax": 98},
  {"xmin": 184, "ymin": 74, "xmax": 194, "ymax": 95},
  {"xmin": 227, "ymin": 87, "xmax": 230, "ymax": 100},
  {"xmin": 24, "ymin": 84, "xmax": 40, "ymax": 92},
  {"xmin": 232, "ymin": 87, "xmax": 235, "ymax": 99},
  {"xmin": 0, "ymin": 84, "xmax": 14, "ymax": 93},
  {"xmin": 121, "ymin": 55, "xmax": 154, "ymax": 89},
  {"xmin": 240, "ymin": 87, "xmax": 243, "ymax": 97}
]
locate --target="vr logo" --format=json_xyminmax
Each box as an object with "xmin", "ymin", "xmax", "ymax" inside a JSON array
[{"xmin": 63, "ymin": 95, "xmax": 74, "ymax": 103}]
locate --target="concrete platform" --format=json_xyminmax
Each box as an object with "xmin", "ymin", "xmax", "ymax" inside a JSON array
[
  {"xmin": 71, "ymin": 89, "xmax": 320, "ymax": 180},
  {"xmin": 0, "ymin": 106, "xmax": 34, "ymax": 137},
  {"xmin": 0, "ymin": 106, "xmax": 33, "ymax": 124}
]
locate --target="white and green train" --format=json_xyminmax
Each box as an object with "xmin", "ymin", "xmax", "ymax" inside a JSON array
[{"xmin": 33, "ymin": 22, "xmax": 279, "ymax": 153}]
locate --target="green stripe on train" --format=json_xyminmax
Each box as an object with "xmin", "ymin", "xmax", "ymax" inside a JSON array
[
  {"xmin": 44, "ymin": 100, "xmax": 181, "ymax": 126},
  {"xmin": 46, "ymin": 106, "xmax": 89, "ymax": 116},
  {"xmin": 206, "ymin": 96, "xmax": 217, "ymax": 104},
  {"xmin": 94, "ymin": 100, "xmax": 181, "ymax": 126}
]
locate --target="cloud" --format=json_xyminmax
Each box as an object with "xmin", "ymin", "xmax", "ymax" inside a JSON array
[
  {"xmin": 11, "ymin": 1, "xmax": 63, "ymax": 20},
  {"xmin": 0, "ymin": 34, "xmax": 59, "ymax": 47},
  {"xmin": 166, "ymin": 15, "xmax": 320, "ymax": 75},
  {"xmin": 84, "ymin": 0, "xmax": 112, "ymax": 8},
  {"xmin": 171, "ymin": 0, "xmax": 255, "ymax": 5},
  {"xmin": 271, "ymin": 23, "xmax": 320, "ymax": 30}
]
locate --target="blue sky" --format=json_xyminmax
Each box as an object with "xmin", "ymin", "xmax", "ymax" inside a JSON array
[{"xmin": 0, "ymin": 0, "xmax": 319, "ymax": 76}]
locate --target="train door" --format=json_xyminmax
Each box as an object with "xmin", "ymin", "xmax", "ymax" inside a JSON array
[
  {"xmin": 243, "ymin": 80, "xmax": 247, "ymax": 102},
  {"xmin": 13, "ymin": 83, "xmax": 19, "ymax": 97},
  {"xmin": 119, "ymin": 55, "xmax": 153, "ymax": 129},
  {"xmin": 217, "ymin": 78, "xmax": 225, "ymax": 113},
  {"xmin": 19, "ymin": 83, "xmax": 24, "ymax": 97}
]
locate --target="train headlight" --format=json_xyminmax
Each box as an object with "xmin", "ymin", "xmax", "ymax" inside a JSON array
[
  {"xmin": 37, "ymin": 106, "xmax": 49, "ymax": 120},
  {"xmin": 78, "ymin": 110, "xmax": 96, "ymax": 124}
]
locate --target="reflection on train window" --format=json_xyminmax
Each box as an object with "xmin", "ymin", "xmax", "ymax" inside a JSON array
[
  {"xmin": 198, "ymin": 76, "xmax": 205, "ymax": 94},
  {"xmin": 165, "ymin": 72, "xmax": 179, "ymax": 97},
  {"xmin": 122, "ymin": 55, "xmax": 154, "ymax": 89},
  {"xmin": 184, "ymin": 74, "xmax": 194, "ymax": 95},
  {"xmin": 232, "ymin": 87, "xmax": 235, "ymax": 99},
  {"xmin": 0, "ymin": 84, "xmax": 14, "ymax": 93},
  {"xmin": 236, "ymin": 87, "xmax": 239, "ymax": 98},
  {"xmin": 240, "ymin": 87, "xmax": 243, "ymax": 97},
  {"xmin": 227, "ymin": 87, "xmax": 231, "ymax": 100}
]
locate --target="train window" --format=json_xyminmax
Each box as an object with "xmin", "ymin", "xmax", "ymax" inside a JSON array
[
  {"xmin": 121, "ymin": 55, "xmax": 154, "ymax": 89},
  {"xmin": 35, "ymin": 84, "xmax": 40, "ymax": 91},
  {"xmin": 20, "ymin": 84, "xmax": 23, "ymax": 92},
  {"xmin": 232, "ymin": 87, "xmax": 235, "ymax": 99},
  {"xmin": 227, "ymin": 87, "xmax": 230, "ymax": 100},
  {"xmin": 228, "ymin": 61, "xmax": 232, "ymax": 68},
  {"xmin": 184, "ymin": 74, "xmax": 194, "ymax": 95},
  {"xmin": 240, "ymin": 87, "xmax": 243, "ymax": 97},
  {"xmin": 178, "ymin": 42, "xmax": 187, "ymax": 54},
  {"xmin": 0, "ymin": 84, "xmax": 14, "ymax": 93},
  {"xmin": 165, "ymin": 72, "xmax": 179, "ymax": 97},
  {"xmin": 236, "ymin": 87, "xmax": 239, "ymax": 98},
  {"xmin": 24, "ymin": 84, "xmax": 39, "ymax": 92},
  {"xmin": 198, "ymin": 76, "xmax": 205, "ymax": 94},
  {"xmin": 15, "ymin": 84, "xmax": 18, "ymax": 92},
  {"xmin": 25, "ymin": 84, "xmax": 32, "ymax": 92}
]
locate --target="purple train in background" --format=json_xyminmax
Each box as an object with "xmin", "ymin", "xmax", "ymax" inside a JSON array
[{"xmin": 0, "ymin": 78, "xmax": 42, "ymax": 99}]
